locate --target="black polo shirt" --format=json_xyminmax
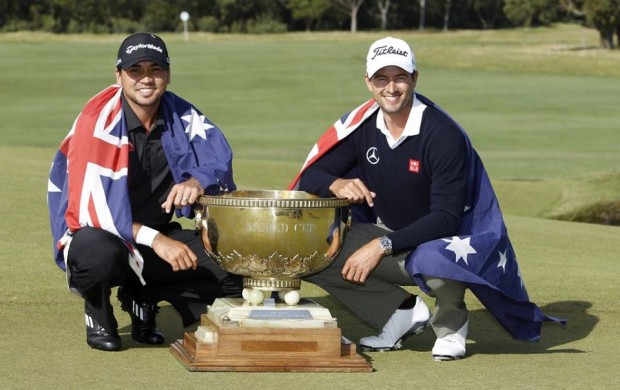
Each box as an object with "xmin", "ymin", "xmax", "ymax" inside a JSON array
[{"xmin": 123, "ymin": 95, "xmax": 174, "ymax": 227}]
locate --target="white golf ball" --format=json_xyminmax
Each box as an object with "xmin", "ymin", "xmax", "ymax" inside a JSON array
[
  {"xmin": 242, "ymin": 287, "xmax": 253, "ymax": 302},
  {"xmin": 249, "ymin": 289, "xmax": 264, "ymax": 305},
  {"xmin": 283, "ymin": 290, "xmax": 300, "ymax": 306}
]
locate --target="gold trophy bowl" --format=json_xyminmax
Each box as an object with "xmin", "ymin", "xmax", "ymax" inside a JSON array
[{"xmin": 194, "ymin": 190, "xmax": 351, "ymax": 291}]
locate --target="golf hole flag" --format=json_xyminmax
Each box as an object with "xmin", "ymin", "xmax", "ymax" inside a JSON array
[
  {"xmin": 289, "ymin": 93, "xmax": 566, "ymax": 341},
  {"xmin": 47, "ymin": 84, "xmax": 235, "ymax": 285}
]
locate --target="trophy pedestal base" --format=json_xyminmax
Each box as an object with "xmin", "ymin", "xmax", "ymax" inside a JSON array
[{"xmin": 169, "ymin": 298, "xmax": 372, "ymax": 372}]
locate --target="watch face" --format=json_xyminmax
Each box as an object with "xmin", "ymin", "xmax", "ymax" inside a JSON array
[{"xmin": 380, "ymin": 236, "xmax": 392, "ymax": 255}]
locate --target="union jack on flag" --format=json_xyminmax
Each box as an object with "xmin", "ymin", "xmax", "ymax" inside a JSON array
[
  {"xmin": 290, "ymin": 93, "xmax": 566, "ymax": 341},
  {"xmin": 47, "ymin": 85, "xmax": 235, "ymax": 283}
]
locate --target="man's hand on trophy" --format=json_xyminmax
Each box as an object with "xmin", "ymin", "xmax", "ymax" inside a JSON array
[{"xmin": 162, "ymin": 177, "xmax": 205, "ymax": 213}]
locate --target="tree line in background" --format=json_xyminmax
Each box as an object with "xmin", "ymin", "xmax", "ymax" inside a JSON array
[{"xmin": 1, "ymin": 0, "xmax": 618, "ymax": 48}]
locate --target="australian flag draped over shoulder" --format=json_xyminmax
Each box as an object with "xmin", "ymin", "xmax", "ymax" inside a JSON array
[
  {"xmin": 289, "ymin": 93, "xmax": 565, "ymax": 341},
  {"xmin": 289, "ymin": 99, "xmax": 378, "ymax": 189},
  {"xmin": 47, "ymin": 84, "xmax": 235, "ymax": 284}
]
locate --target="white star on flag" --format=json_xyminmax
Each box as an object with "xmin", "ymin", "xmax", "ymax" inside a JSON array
[
  {"xmin": 181, "ymin": 108, "xmax": 213, "ymax": 140},
  {"xmin": 48, "ymin": 163, "xmax": 61, "ymax": 192},
  {"xmin": 516, "ymin": 264, "xmax": 524, "ymax": 289},
  {"xmin": 442, "ymin": 236, "xmax": 477, "ymax": 265},
  {"xmin": 497, "ymin": 249, "xmax": 508, "ymax": 273}
]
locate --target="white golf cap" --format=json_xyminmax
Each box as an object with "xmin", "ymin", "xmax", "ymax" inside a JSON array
[{"xmin": 366, "ymin": 37, "xmax": 416, "ymax": 78}]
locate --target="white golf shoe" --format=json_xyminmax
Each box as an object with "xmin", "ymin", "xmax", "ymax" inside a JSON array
[
  {"xmin": 432, "ymin": 320, "xmax": 468, "ymax": 361},
  {"xmin": 359, "ymin": 296, "xmax": 431, "ymax": 351}
]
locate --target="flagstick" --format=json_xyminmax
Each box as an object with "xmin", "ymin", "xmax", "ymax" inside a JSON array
[{"xmin": 180, "ymin": 11, "xmax": 190, "ymax": 42}]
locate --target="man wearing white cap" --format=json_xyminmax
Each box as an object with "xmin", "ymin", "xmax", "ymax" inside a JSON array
[{"xmin": 291, "ymin": 37, "xmax": 563, "ymax": 360}]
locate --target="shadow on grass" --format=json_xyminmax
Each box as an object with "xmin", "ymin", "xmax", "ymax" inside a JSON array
[
  {"xmin": 465, "ymin": 300, "xmax": 595, "ymax": 357},
  {"xmin": 301, "ymin": 297, "xmax": 596, "ymax": 358},
  {"xmin": 116, "ymin": 305, "xmax": 197, "ymax": 350},
  {"xmin": 126, "ymin": 298, "xmax": 595, "ymax": 358}
]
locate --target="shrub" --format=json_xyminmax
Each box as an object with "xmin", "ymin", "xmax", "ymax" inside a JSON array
[
  {"xmin": 110, "ymin": 18, "xmax": 145, "ymax": 34},
  {"xmin": 196, "ymin": 16, "xmax": 220, "ymax": 33},
  {"xmin": 246, "ymin": 14, "xmax": 288, "ymax": 34},
  {"xmin": 553, "ymin": 200, "xmax": 620, "ymax": 226}
]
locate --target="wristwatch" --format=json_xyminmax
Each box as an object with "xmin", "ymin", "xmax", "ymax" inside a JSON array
[{"xmin": 378, "ymin": 236, "xmax": 393, "ymax": 256}]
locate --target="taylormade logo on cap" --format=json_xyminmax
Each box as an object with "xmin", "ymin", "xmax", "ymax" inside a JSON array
[
  {"xmin": 366, "ymin": 37, "xmax": 416, "ymax": 78},
  {"xmin": 125, "ymin": 43, "xmax": 164, "ymax": 55}
]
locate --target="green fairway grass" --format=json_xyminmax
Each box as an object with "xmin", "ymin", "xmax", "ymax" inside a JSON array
[{"xmin": 0, "ymin": 25, "xmax": 618, "ymax": 388}]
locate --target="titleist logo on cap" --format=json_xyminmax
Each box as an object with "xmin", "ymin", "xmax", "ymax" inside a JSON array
[
  {"xmin": 369, "ymin": 45, "xmax": 409, "ymax": 60},
  {"xmin": 125, "ymin": 43, "xmax": 163, "ymax": 54}
]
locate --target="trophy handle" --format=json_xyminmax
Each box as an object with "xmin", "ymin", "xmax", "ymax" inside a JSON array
[
  {"xmin": 194, "ymin": 207, "xmax": 203, "ymax": 231},
  {"xmin": 194, "ymin": 207, "xmax": 213, "ymax": 252},
  {"xmin": 346, "ymin": 209, "xmax": 352, "ymax": 230}
]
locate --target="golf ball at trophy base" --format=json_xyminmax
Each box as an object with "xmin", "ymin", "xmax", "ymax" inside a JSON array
[
  {"xmin": 283, "ymin": 290, "xmax": 300, "ymax": 305},
  {"xmin": 249, "ymin": 289, "xmax": 264, "ymax": 305}
]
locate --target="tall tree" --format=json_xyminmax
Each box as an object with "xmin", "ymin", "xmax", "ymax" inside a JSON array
[
  {"xmin": 470, "ymin": 0, "xmax": 505, "ymax": 29},
  {"xmin": 583, "ymin": 0, "xmax": 620, "ymax": 48},
  {"xmin": 377, "ymin": 0, "xmax": 391, "ymax": 30},
  {"xmin": 142, "ymin": 0, "xmax": 177, "ymax": 31},
  {"xmin": 214, "ymin": 0, "xmax": 257, "ymax": 32},
  {"xmin": 418, "ymin": 0, "xmax": 426, "ymax": 30},
  {"xmin": 504, "ymin": 0, "xmax": 558, "ymax": 27},
  {"xmin": 334, "ymin": 0, "xmax": 364, "ymax": 32},
  {"xmin": 559, "ymin": 0, "xmax": 587, "ymax": 17},
  {"xmin": 287, "ymin": 0, "xmax": 331, "ymax": 31},
  {"xmin": 443, "ymin": 0, "xmax": 452, "ymax": 31}
]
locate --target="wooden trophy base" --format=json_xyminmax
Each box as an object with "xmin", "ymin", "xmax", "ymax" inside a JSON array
[{"xmin": 169, "ymin": 298, "xmax": 372, "ymax": 372}]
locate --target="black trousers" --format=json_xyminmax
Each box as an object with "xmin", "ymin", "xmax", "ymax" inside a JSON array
[{"xmin": 66, "ymin": 224, "xmax": 242, "ymax": 331}]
